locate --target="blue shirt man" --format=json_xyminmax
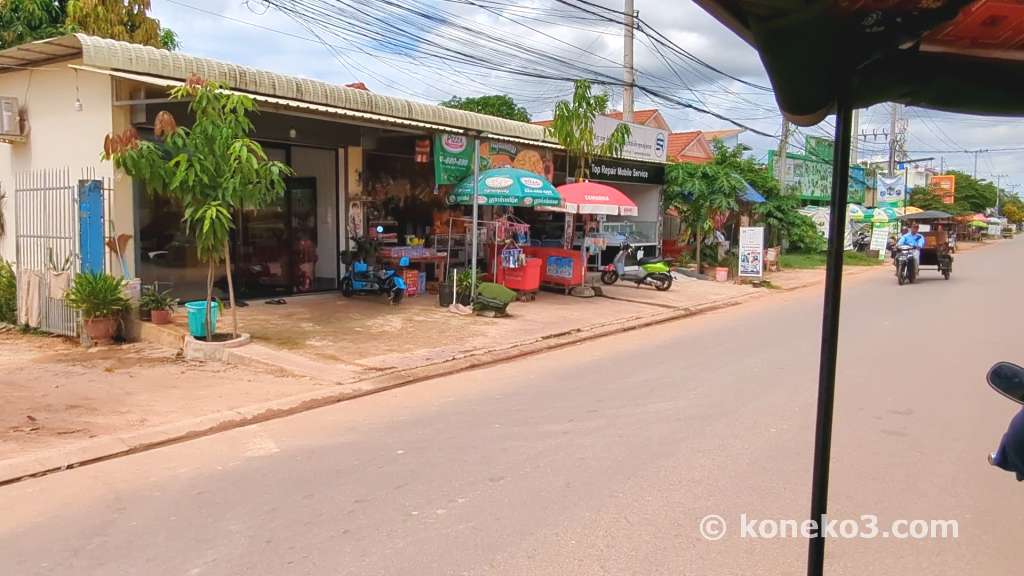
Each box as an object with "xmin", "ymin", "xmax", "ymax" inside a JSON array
[{"xmin": 898, "ymin": 225, "xmax": 925, "ymax": 249}]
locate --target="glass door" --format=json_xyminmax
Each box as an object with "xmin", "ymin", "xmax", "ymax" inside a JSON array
[{"xmin": 288, "ymin": 178, "xmax": 319, "ymax": 293}]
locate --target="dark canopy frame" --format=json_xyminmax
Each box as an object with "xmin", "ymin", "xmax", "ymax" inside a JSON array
[{"xmin": 691, "ymin": 1, "xmax": 1024, "ymax": 574}]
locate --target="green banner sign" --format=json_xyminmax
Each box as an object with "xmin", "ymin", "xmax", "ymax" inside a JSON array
[{"xmin": 434, "ymin": 134, "xmax": 475, "ymax": 185}]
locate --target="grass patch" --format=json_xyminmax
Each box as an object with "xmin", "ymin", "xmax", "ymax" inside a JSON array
[{"xmin": 780, "ymin": 251, "xmax": 884, "ymax": 269}]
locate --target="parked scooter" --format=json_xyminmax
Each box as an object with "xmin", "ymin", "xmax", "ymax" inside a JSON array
[
  {"xmin": 600, "ymin": 243, "xmax": 673, "ymax": 291},
  {"xmin": 341, "ymin": 256, "xmax": 408, "ymax": 305},
  {"xmin": 894, "ymin": 245, "xmax": 917, "ymax": 285},
  {"xmin": 987, "ymin": 362, "xmax": 1024, "ymax": 481}
]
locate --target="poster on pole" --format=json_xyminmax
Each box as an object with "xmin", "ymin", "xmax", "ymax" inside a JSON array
[
  {"xmin": 876, "ymin": 173, "xmax": 906, "ymax": 207},
  {"xmin": 869, "ymin": 224, "xmax": 890, "ymax": 260},
  {"xmin": 739, "ymin": 226, "xmax": 765, "ymax": 278}
]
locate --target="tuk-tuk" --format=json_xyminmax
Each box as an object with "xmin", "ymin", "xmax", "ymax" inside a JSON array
[{"xmin": 900, "ymin": 211, "xmax": 955, "ymax": 281}]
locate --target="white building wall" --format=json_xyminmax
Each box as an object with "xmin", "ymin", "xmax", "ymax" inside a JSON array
[{"xmin": 0, "ymin": 61, "xmax": 116, "ymax": 265}]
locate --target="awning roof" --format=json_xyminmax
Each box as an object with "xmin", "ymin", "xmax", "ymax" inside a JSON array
[
  {"xmin": 554, "ymin": 181, "xmax": 639, "ymax": 216},
  {"xmin": 694, "ymin": 0, "xmax": 1024, "ymax": 125},
  {"xmin": 2, "ymin": 34, "xmax": 557, "ymax": 142},
  {"xmin": 72, "ymin": 65, "xmax": 461, "ymax": 134}
]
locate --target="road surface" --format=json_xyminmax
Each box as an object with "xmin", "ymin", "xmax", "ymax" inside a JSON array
[{"xmin": 2, "ymin": 240, "xmax": 1023, "ymax": 575}]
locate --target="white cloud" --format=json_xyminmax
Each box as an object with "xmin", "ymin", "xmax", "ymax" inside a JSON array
[{"xmin": 151, "ymin": 0, "xmax": 1024, "ymax": 190}]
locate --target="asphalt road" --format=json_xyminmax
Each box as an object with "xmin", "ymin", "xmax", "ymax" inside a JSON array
[{"xmin": 2, "ymin": 240, "xmax": 1023, "ymax": 575}]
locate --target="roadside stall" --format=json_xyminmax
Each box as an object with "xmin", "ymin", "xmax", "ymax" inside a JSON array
[
  {"xmin": 448, "ymin": 167, "xmax": 561, "ymax": 297},
  {"xmin": 526, "ymin": 181, "xmax": 641, "ymax": 292}
]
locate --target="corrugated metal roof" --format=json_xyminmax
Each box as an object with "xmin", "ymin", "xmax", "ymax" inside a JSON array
[
  {"xmin": 72, "ymin": 65, "xmax": 463, "ymax": 134},
  {"xmin": 70, "ymin": 34, "xmax": 551, "ymax": 141},
  {"xmin": 1, "ymin": 34, "xmax": 556, "ymax": 142}
]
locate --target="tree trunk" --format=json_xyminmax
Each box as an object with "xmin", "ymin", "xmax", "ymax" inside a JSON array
[
  {"xmin": 224, "ymin": 239, "xmax": 238, "ymax": 337},
  {"xmin": 204, "ymin": 260, "xmax": 214, "ymax": 342},
  {"xmin": 695, "ymin": 227, "xmax": 703, "ymax": 273}
]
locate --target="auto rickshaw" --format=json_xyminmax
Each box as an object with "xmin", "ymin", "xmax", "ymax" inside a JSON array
[{"xmin": 899, "ymin": 211, "xmax": 954, "ymax": 282}]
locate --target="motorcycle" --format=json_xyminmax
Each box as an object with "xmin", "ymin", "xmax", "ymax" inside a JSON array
[
  {"xmin": 894, "ymin": 245, "xmax": 917, "ymax": 285},
  {"xmin": 600, "ymin": 243, "xmax": 673, "ymax": 291},
  {"xmin": 852, "ymin": 228, "xmax": 871, "ymax": 252},
  {"xmin": 340, "ymin": 256, "xmax": 408, "ymax": 305},
  {"xmin": 987, "ymin": 362, "xmax": 1024, "ymax": 481}
]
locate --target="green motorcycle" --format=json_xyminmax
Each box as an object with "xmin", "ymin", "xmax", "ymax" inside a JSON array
[{"xmin": 600, "ymin": 243, "xmax": 673, "ymax": 291}]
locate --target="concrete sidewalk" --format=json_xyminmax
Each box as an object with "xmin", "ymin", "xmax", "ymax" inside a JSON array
[{"xmin": 0, "ymin": 263, "xmax": 882, "ymax": 485}]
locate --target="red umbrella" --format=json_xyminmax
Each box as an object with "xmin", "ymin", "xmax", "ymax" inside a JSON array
[{"xmin": 555, "ymin": 181, "xmax": 638, "ymax": 216}]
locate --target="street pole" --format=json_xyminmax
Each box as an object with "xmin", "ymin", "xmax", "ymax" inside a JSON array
[
  {"xmin": 471, "ymin": 136, "xmax": 480, "ymax": 298},
  {"xmin": 622, "ymin": 0, "xmax": 635, "ymax": 122},
  {"xmin": 973, "ymin": 150, "xmax": 979, "ymax": 179},
  {"xmin": 994, "ymin": 173, "xmax": 1008, "ymax": 216},
  {"xmin": 888, "ymin": 103, "xmax": 898, "ymax": 176},
  {"xmin": 776, "ymin": 119, "xmax": 790, "ymax": 192}
]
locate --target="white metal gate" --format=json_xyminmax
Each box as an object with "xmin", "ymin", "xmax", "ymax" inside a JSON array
[{"xmin": 14, "ymin": 168, "xmax": 110, "ymax": 337}]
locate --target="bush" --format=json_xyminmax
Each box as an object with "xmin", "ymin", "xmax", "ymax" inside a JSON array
[
  {"xmin": 65, "ymin": 272, "xmax": 132, "ymax": 320},
  {"xmin": 0, "ymin": 260, "xmax": 15, "ymax": 324},
  {"xmin": 786, "ymin": 213, "xmax": 827, "ymax": 253},
  {"xmin": 139, "ymin": 284, "xmax": 177, "ymax": 312}
]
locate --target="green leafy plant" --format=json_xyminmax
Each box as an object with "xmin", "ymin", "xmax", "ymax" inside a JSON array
[
  {"xmin": 545, "ymin": 79, "xmax": 631, "ymax": 181},
  {"xmin": 455, "ymin": 268, "xmax": 483, "ymax": 298},
  {"xmin": 0, "ymin": 260, "xmax": 15, "ymax": 324},
  {"xmin": 139, "ymin": 285, "xmax": 177, "ymax": 312},
  {"xmin": 0, "ymin": 0, "xmax": 176, "ymax": 50},
  {"xmin": 665, "ymin": 162, "xmax": 744, "ymax": 272},
  {"xmin": 64, "ymin": 272, "xmax": 131, "ymax": 320},
  {"xmin": 103, "ymin": 75, "xmax": 291, "ymax": 340}
]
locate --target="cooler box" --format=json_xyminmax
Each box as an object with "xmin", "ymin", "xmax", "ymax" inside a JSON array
[{"xmin": 502, "ymin": 257, "xmax": 542, "ymax": 292}]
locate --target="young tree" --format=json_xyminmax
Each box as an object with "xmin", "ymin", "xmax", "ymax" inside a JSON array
[
  {"xmin": 0, "ymin": 0, "xmax": 177, "ymax": 50},
  {"xmin": 439, "ymin": 94, "xmax": 530, "ymax": 123},
  {"xmin": 665, "ymin": 162, "xmax": 744, "ymax": 272},
  {"xmin": 546, "ymin": 80, "xmax": 631, "ymax": 181},
  {"xmin": 104, "ymin": 76, "xmax": 291, "ymax": 340}
]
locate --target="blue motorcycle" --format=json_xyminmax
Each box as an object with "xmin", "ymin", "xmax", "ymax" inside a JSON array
[{"xmin": 340, "ymin": 256, "xmax": 408, "ymax": 305}]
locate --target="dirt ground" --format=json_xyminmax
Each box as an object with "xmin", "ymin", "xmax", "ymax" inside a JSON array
[{"xmin": 0, "ymin": 329, "xmax": 327, "ymax": 463}]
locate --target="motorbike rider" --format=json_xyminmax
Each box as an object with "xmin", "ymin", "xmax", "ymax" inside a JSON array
[
  {"xmin": 897, "ymin": 224, "xmax": 925, "ymax": 271},
  {"xmin": 990, "ymin": 407, "xmax": 1024, "ymax": 481}
]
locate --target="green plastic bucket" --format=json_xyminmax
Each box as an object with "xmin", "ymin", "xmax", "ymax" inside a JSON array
[{"xmin": 185, "ymin": 300, "xmax": 219, "ymax": 338}]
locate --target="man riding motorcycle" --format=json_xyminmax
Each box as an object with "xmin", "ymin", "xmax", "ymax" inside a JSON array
[{"xmin": 897, "ymin": 224, "xmax": 926, "ymax": 275}]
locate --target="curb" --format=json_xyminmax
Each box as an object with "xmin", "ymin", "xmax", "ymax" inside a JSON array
[{"xmin": 0, "ymin": 263, "xmax": 888, "ymax": 486}]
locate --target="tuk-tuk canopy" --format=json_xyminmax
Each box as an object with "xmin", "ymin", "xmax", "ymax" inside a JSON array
[{"xmin": 694, "ymin": 0, "xmax": 1024, "ymax": 125}]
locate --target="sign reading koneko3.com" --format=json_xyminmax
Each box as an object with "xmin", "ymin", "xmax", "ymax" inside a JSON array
[
  {"xmin": 434, "ymin": 134, "xmax": 475, "ymax": 185},
  {"xmin": 594, "ymin": 116, "xmax": 668, "ymax": 162}
]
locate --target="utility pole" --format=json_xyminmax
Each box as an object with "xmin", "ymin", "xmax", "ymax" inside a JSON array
[
  {"xmin": 994, "ymin": 173, "xmax": 1008, "ymax": 216},
  {"xmin": 940, "ymin": 156, "xmax": 944, "ymax": 173},
  {"xmin": 973, "ymin": 150, "xmax": 980, "ymax": 179},
  {"xmin": 850, "ymin": 108, "xmax": 860, "ymax": 164},
  {"xmin": 888, "ymin": 103, "xmax": 899, "ymax": 175},
  {"xmin": 776, "ymin": 119, "xmax": 791, "ymax": 192},
  {"xmin": 622, "ymin": 0, "xmax": 635, "ymax": 122}
]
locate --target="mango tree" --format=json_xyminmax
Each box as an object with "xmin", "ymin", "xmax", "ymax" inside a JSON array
[{"xmin": 104, "ymin": 75, "xmax": 291, "ymax": 340}]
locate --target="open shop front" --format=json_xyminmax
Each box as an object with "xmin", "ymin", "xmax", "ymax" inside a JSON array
[
  {"xmin": 581, "ymin": 157, "xmax": 666, "ymax": 267},
  {"xmin": 134, "ymin": 106, "xmax": 355, "ymax": 301}
]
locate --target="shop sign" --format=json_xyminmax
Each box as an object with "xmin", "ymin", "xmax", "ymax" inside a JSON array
[
  {"xmin": 585, "ymin": 158, "xmax": 665, "ymax": 185},
  {"xmin": 434, "ymin": 135, "xmax": 555, "ymax": 186},
  {"xmin": 738, "ymin": 226, "xmax": 764, "ymax": 278},
  {"xmin": 594, "ymin": 116, "xmax": 668, "ymax": 162},
  {"xmin": 434, "ymin": 134, "xmax": 475, "ymax": 185},
  {"xmin": 869, "ymin": 224, "xmax": 890, "ymax": 260}
]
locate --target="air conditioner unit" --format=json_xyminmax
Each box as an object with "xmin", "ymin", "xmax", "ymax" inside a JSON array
[{"xmin": 0, "ymin": 97, "xmax": 22, "ymax": 136}]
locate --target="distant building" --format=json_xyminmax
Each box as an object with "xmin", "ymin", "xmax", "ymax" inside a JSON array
[
  {"xmin": 701, "ymin": 128, "xmax": 745, "ymax": 149},
  {"xmin": 666, "ymin": 131, "xmax": 714, "ymax": 164}
]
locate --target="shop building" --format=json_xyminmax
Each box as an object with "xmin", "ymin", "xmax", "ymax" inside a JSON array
[{"xmin": 0, "ymin": 35, "xmax": 561, "ymax": 300}]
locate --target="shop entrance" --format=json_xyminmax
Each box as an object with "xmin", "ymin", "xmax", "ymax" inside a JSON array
[{"xmin": 235, "ymin": 177, "xmax": 323, "ymax": 297}]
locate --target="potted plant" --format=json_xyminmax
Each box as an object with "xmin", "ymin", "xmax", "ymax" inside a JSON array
[
  {"xmin": 139, "ymin": 285, "xmax": 177, "ymax": 325},
  {"xmin": 65, "ymin": 272, "xmax": 132, "ymax": 344},
  {"xmin": 455, "ymin": 268, "xmax": 482, "ymax": 306}
]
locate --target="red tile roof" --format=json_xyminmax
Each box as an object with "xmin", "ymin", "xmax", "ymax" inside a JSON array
[
  {"xmin": 603, "ymin": 109, "xmax": 660, "ymax": 125},
  {"xmin": 702, "ymin": 128, "xmax": 744, "ymax": 141}
]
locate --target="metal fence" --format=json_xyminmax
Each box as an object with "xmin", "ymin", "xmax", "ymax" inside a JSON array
[{"xmin": 14, "ymin": 168, "xmax": 111, "ymax": 337}]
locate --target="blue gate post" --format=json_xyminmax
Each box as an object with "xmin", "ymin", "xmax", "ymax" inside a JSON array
[{"xmin": 78, "ymin": 180, "xmax": 105, "ymax": 274}]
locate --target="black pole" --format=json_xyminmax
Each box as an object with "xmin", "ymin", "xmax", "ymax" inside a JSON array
[{"xmin": 806, "ymin": 98, "xmax": 853, "ymax": 576}]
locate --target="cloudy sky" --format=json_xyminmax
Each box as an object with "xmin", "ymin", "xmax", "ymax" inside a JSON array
[{"xmin": 150, "ymin": 0, "xmax": 1024, "ymax": 191}]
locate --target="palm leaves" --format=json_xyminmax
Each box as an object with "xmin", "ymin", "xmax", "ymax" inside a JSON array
[{"xmin": 546, "ymin": 80, "xmax": 631, "ymax": 180}]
